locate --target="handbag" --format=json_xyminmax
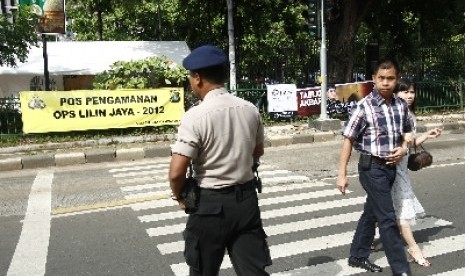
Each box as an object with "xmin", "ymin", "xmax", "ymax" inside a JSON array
[{"xmin": 407, "ymin": 144, "xmax": 433, "ymax": 171}]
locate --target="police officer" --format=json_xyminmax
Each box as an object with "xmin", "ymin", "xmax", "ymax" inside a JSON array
[{"xmin": 169, "ymin": 45, "xmax": 272, "ymax": 276}]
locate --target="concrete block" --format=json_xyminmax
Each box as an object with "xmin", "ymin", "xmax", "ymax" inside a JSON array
[
  {"xmin": 309, "ymin": 119, "xmax": 342, "ymax": 132},
  {"xmin": 144, "ymin": 146, "xmax": 172, "ymax": 158},
  {"xmin": 263, "ymin": 138, "xmax": 272, "ymax": 148},
  {"xmin": 292, "ymin": 134, "xmax": 314, "ymax": 144},
  {"xmin": 442, "ymin": 122, "xmax": 462, "ymax": 131},
  {"xmin": 85, "ymin": 149, "xmax": 116, "ymax": 163},
  {"xmin": 55, "ymin": 152, "xmax": 86, "ymax": 166},
  {"xmin": 116, "ymin": 148, "xmax": 145, "ymax": 161},
  {"xmin": 269, "ymin": 137, "xmax": 292, "ymax": 147},
  {"xmin": 0, "ymin": 157, "xmax": 22, "ymax": 171},
  {"xmin": 424, "ymin": 122, "xmax": 443, "ymax": 130},
  {"xmin": 313, "ymin": 132, "xmax": 337, "ymax": 143},
  {"xmin": 416, "ymin": 125, "xmax": 427, "ymax": 133},
  {"xmin": 22, "ymin": 154, "xmax": 55, "ymax": 169}
]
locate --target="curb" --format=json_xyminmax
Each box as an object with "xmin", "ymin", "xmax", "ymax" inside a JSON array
[{"xmin": 1, "ymin": 120, "xmax": 464, "ymax": 172}]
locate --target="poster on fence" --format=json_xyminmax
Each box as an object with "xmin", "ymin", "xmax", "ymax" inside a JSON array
[
  {"xmin": 335, "ymin": 81, "xmax": 373, "ymax": 102},
  {"xmin": 297, "ymin": 86, "xmax": 321, "ymax": 116},
  {"xmin": 19, "ymin": 88, "xmax": 184, "ymax": 133},
  {"xmin": 19, "ymin": 0, "xmax": 66, "ymax": 34},
  {"xmin": 266, "ymin": 84, "xmax": 298, "ymax": 119}
]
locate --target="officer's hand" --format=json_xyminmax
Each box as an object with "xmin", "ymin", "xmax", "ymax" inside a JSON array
[
  {"xmin": 336, "ymin": 175, "xmax": 349, "ymax": 195},
  {"xmin": 177, "ymin": 199, "xmax": 186, "ymax": 210}
]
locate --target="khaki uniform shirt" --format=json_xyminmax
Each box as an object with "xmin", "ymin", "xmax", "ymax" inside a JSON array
[{"xmin": 171, "ymin": 88, "xmax": 265, "ymax": 189}]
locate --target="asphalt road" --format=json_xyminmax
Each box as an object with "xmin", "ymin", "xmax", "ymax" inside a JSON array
[{"xmin": 0, "ymin": 134, "xmax": 464, "ymax": 276}]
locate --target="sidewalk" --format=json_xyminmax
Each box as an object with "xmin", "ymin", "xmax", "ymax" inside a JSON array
[{"xmin": 1, "ymin": 114, "xmax": 464, "ymax": 171}]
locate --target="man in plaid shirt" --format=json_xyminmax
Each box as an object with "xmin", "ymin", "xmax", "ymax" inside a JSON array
[{"xmin": 337, "ymin": 59, "xmax": 412, "ymax": 276}]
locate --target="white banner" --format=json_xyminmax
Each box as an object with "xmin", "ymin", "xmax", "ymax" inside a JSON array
[{"xmin": 266, "ymin": 84, "xmax": 298, "ymax": 113}]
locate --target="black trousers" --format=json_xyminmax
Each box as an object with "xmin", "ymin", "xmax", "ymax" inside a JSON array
[
  {"xmin": 351, "ymin": 162, "xmax": 410, "ymax": 275},
  {"xmin": 183, "ymin": 184, "xmax": 272, "ymax": 276}
]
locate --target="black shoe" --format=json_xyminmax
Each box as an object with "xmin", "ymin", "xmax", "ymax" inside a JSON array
[
  {"xmin": 348, "ymin": 256, "xmax": 383, "ymax": 272},
  {"xmin": 393, "ymin": 273, "xmax": 411, "ymax": 276}
]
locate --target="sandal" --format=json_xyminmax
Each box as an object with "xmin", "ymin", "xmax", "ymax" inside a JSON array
[{"xmin": 407, "ymin": 248, "xmax": 431, "ymax": 267}]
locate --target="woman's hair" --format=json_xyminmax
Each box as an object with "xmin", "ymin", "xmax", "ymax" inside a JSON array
[{"xmin": 395, "ymin": 78, "xmax": 416, "ymax": 112}]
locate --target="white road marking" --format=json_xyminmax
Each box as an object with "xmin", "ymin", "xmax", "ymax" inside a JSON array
[
  {"xmin": 431, "ymin": 268, "xmax": 465, "ymax": 276},
  {"xmin": 137, "ymin": 182, "xmax": 340, "ymax": 222},
  {"xmin": 149, "ymin": 197, "xmax": 365, "ymax": 237},
  {"xmin": 428, "ymin": 161, "xmax": 465, "ymax": 169},
  {"xmin": 105, "ymin": 158, "xmax": 170, "ymax": 168},
  {"xmin": 273, "ymin": 233, "xmax": 465, "ymax": 276},
  {"xmin": 112, "ymin": 169, "xmax": 168, "ymax": 178},
  {"xmin": 7, "ymin": 170, "xmax": 54, "ymax": 276},
  {"xmin": 120, "ymin": 182, "xmax": 168, "ymax": 192},
  {"xmin": 170, "ymin": 217, "xmax": 454, "ymax": 276}
]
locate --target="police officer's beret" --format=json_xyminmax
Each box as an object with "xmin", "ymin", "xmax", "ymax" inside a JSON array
[{"xmin": 183, "ymin": 45, "xmax": 228, "ymax": 70}]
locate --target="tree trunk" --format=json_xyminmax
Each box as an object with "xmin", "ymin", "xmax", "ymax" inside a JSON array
[
  {"xmin": 97, "ymin": 9, "xmax": 103, "ymax": 40},
  {"xmin": 327, "ymin": 0, "xmax": 373, "ymax": 83},
  {"xmin": 226, "ymin": 0, "xmax": 237, "ymax": 92}
]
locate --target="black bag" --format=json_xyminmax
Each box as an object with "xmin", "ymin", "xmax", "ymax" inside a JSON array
[
  {"xmin": 181, "ymin": 164, "xmax": 200, "ymax": 213},
  {"xmin": 407, "ymin": 144, "xmax": 433, "ymax": 171}
]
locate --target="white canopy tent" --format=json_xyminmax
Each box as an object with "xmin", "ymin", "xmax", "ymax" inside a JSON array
[{"xmin": 0, "ymin": 41, "xmax": 190, "ymax": 97}]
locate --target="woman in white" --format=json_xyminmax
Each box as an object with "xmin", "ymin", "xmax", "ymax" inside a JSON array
[{"xmin": 391, "ymin": 78, "xmax": 442, "ymax": 267}]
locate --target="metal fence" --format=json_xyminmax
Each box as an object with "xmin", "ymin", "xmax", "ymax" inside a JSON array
[
  {"xmin": 415, "ymin": 81, "xmax": 464, "ymax": 113},
  {"xmin": 1, "ymin": 81, "xmax": 464, "ymax": 136}
]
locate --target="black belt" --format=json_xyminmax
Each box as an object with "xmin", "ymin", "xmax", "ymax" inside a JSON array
[
  {"xmin": 371, "ymin": 156, "xmax": 395, "ymax": 167},
  {"xmin": 201, "ymin": 179, "xmax": 256, "ymax": 194}
]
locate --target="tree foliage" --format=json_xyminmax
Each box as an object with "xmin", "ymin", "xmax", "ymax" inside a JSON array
[
  {"xmin": 0, "ymin": 6, "xmax": 39, "ymax": 67},
  {"xmin": 65, "ymin": 0, "xmax": 465, "ymax": 84},
  {"xmin": 93, "ymin": 56, "xmax": 188, "ymax": 90}
]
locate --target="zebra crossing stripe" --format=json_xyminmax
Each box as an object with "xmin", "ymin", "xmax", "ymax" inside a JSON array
[
  {"xmin": 114, "ymin": 168, "xmax": 294, "ymax": 180},
  {"xmin": 121, "ymin": 177, "xmax": 327, "ymax": 195},
  {"xmin": 121, "ymin": 182, "xmax": 168, "ymax": 192},
  {"xmin": 259, "ymin": 189, "xmax": 351, "ymax": 207},
  {"xmin": 129, "ymin": 198, "xmax": 176, "ymax": 210},
  {"xmin": 115, "ymin": 176, "xmax": 155, "ymax": 185},
  {"xmin": 156, "ymin": 213, "xmax": 451, "ymax": 255},
  {"xmin": 169, "ymin": 217, "xmax": 453, "ymax": 276},
  {"xmin": 125, "ymin": 190, "xmax": 169, "ymax": 200},
  {"xmin": 109, "ymin": 163, "xmax": 169, "ymax": 173},
  {"xmin": 259, "ymin": 170, "xmax": 294, "ymax": 177},
  {"xmin": 156, "ymin": 211, "xmax": 363, "ymax": 254},
  {"xmin": 275, "ymin": 233, "xmax": 465, "ymax": 276},
  {"xmin": 261, "ymin": 175, "xmax": 309, "ymax": 184},
  {"xmin": 147, "ymin": 197, "xmax": 365, "ymax": 237},
  {"xmin": 431, "ymin": 268, "xmax": 465, "ymax": 276},
  {"xmin": 137, "ymin": 187, "xmax": 349, "ymax": 223},
  {"xmin": 261, "ymin": 196, "xmax": 365, "ymax": 220},
  {"xmin": 106, "ymin": 158, "xmax": 170, "ymax": 168},
  {"xmin": 112, "ymin": 169, "xmax": 168, "ymax": 178}
]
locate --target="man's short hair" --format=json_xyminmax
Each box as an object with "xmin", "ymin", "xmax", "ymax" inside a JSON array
[
  {"xmin": 374, "ymin": 58, "xmax": 400, "ymax": 75},
  {"xmin": 192, "ymin": 64, "xmax": 229, "ymax": 85}
]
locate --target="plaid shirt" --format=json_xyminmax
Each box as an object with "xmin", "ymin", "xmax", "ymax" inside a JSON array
[{"xmin": 342, "ymin": 89, "xmax": 412, "ymax": 158}]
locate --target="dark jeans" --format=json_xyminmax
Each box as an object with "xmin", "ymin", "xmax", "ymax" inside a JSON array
[
  {"xmin": 350, "ymin": 163, "xmax": 410, "ymax": 274},
  {"xmin": 183, "ymin": 185, "xmax": 272, "ymax": 276}
]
